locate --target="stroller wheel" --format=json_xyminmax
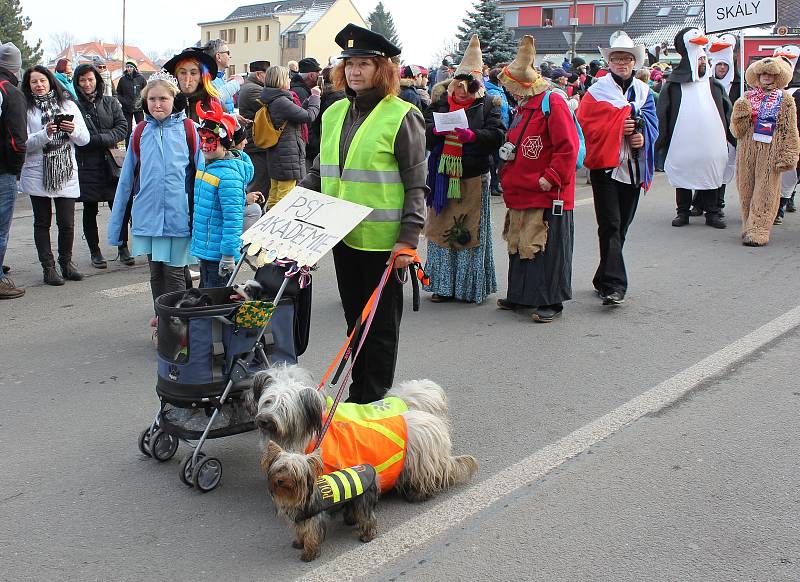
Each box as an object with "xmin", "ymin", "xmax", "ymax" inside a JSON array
[
  {"xmin": 138, "ymin": 428, "xmax": 153, "ymax": 458},
  {"xmin": 192, "ymin": 456, "xmax": 223, "ymax": 492},
  {"xmin": 150, "ymin": 429, "xmax": 179, "ymax": 462},
  {"xmin": 179, "ymin": 452, "xmax": 205, "ymax": 487}
]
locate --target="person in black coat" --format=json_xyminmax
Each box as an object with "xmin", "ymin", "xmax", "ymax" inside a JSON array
[
  {"xmin": 73, "ymin": 64, "xmax": 129, "ymax": 268},
  {"xmin": 116, "ymin": 61, "xmax": 145, "ymax": 146},
  {"xmin": 306, "ymin": 65, "xmax": 345, "ymax": 167}
]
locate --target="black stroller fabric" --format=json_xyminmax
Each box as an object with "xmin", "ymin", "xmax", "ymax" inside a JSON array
[{"xmin": 255, "ymin": 262, "xmax": 312, "ymax": 358}]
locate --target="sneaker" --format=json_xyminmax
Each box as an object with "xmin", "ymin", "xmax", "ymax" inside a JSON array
[
  {"xmin": 671, "ymin": 214, "xmax": 689, "ymax": 227},
  {"xmin": 774, "ymin": 216, "xmax": 783, "ymax": 225},
  {"xmin": 0, "ymin": 276, "xmax": 24, "ymax": 299},
  {"xmin": 603, "ymin": 291, "xmax": 625, "ymax": 306},
  {"xmin": 531, "ymin": 305, "xmax": 563, "ymax": 323}
]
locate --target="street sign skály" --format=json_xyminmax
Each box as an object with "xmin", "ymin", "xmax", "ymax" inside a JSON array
[{"xmin": 704, "ymin": 0, "xmax": 777, "ymax": 34}]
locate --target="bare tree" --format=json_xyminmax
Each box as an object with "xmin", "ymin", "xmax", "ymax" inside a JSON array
[
  {"xmin": 430, "ymin": 38, "xmax": 459, "ymax": 67},
  {"xmin": 49, "ymin": 31, "xmax": 77, "ymax": 56}
]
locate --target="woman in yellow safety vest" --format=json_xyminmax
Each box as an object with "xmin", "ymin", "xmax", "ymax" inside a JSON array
[{"xmin": 300, "ymin": 24, "xmax": 428, "ymax": 404}]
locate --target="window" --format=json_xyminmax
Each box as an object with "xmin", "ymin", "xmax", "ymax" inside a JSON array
[
  {"xmin": 244, "ymin": 27, "xmax": 249, "ymax": 42},
  {"xmin": 595, "ymin": 5, "xmax": 624, "ymax": 25},
  {"xmin": 687, "ymin": 6, "xmax": 702, "ymax": 16},
  {"xmin": 542, "ymin": 7, "xmax": 554, "ymax": 27},
  {"xmin": 265, "ymin": 25, "xmax": 270, "ymax": 41},
  {"xmin": 229, "ymin": 64, "xmax": 235, "ymax": 75},
  {"xmin": 287, "ymin": 32, "xmax": 299, "ymax": 48},
  {"xmin": 257, "ymin": 26, "xmax": 262, "ymax": 41},
  {"xmin": 205, "ymin": 31, "xmax": 211, "ymax": 43},
  {"xmin": 553, "ymin": 7, "xmax": 570, "ymax": 27},
  {"xmin": 219, "ymin": 29, "xmax": 227, "ymax": 41},
  {"xmin": 228, "ymin": 29, "xmax": 236, "ymax": 44},
  {"xmin": 657, "ymin": 7, "xmax": 672, "ymax": 16},
  {"xmin": 504, "ymin": 10, "xmax": 518, "ymax": 28}
]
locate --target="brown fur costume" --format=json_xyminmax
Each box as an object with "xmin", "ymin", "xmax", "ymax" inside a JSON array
[{"xmin": 731, "ymin": 57, "xmax": 800, "ymax": 246}]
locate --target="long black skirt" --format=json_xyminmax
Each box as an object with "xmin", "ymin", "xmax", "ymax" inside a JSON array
[{"xmin": 505, "ymin": 209, "xmax": 573, "ymax": 307}]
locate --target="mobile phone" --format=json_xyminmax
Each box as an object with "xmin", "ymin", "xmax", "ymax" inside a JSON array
[{"xmin": 316, "ymin": 75, "xmax": 325, "ymax": 89}]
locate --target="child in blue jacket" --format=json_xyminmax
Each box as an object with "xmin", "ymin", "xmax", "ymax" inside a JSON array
[
  {"xmin": 108, "ymin": 73, "xmax": 202, "ymax": 324},
  {"xmin": 191, "ymin": 100, "xmax": 254, "ymax": 288}
]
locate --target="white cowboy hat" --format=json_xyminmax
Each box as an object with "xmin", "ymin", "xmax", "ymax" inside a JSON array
[{"xmin": 599, "ymin": 31, "xmax": 646, "ymax": 69}]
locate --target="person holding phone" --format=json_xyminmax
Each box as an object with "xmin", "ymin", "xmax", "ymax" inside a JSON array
[{"xmin": 20, "ymin": 65, "xmax": 89, "ymax": 285}]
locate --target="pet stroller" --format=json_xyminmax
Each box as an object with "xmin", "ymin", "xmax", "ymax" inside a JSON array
[{"xmin": 136, "ymin": 260, "xmax": 311, "ymax": 492}]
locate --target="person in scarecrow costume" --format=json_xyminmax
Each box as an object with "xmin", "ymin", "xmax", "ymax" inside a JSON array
[
  {"xmin": 730, "ymin": 56, "xmax": 800, "ymax": 246},
  {"xmin": 423, "ymin": 35, "xmax": 506, "ymax": 304},
  {"xmin": 495, "ymin": 35, "xmax": 579, "ymax": 323}
]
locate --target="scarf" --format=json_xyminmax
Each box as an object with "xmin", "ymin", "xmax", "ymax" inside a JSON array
[
  {"xmin": 289, "ymin": 91, "xmax": 309, "ymax": 143},
  {"xmin": 34, "ymin": 91, "xmax": 73, "ymax": 192},
  {"xmin": 748, "ymin": 87, "xmax": 783, "ymax": 140},
  {"xmin": 426, "ymin": 95, "xmax": 475, "ymax": 214}
]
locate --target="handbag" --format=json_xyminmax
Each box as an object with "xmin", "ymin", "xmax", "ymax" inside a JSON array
[{"xmin": 106, "ymin": 147, "xmax": 125, "ymax": 180}]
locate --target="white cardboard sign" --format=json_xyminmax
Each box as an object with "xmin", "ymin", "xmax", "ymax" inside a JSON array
[
  {"xmin": 241, "ymin": 186, "xmax": 372, "ymax": 267},
  {"xmin": 704, "ymin": 0, "xmax": 776, "ymax": 34}
]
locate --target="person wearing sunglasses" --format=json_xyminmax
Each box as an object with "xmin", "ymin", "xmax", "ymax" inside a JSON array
[{"xmin": 202, "ymin": 39, "xmax": 243, "ymax": 113}]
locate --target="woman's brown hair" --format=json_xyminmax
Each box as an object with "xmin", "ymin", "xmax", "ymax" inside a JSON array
[{"xmin": 331, "ymin": 57, "xmax": 400, "ymax": 97}]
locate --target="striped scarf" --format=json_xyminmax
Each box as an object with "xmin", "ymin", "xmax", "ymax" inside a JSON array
[
  {"xmin": 34, "ymin": 91, "xmax": 73, "ymax": 192},
  {"xmin": 747, "ymin": 87, "xmax": 782, "ymax": 132},
  {"xmin": 426, "ymin": 96, "xmax": 475, "ymax": 214}
]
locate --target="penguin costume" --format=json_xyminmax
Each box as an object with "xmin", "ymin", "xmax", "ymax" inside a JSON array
[
  {"xmin": 730, "ymin": 57, "xmax": 800, "ymax": 246},
  {"xmin": 657, "ymin": 27, "xmax": 735, "ymax": 229},
  {"xmin": 773, "ymin": 45, "xmax": 800, "ymax": 214}
]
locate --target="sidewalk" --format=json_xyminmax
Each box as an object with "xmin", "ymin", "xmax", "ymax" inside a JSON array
[{"xmin": 5, "ymin": 193, "xmax": 148, "ymax": 290}]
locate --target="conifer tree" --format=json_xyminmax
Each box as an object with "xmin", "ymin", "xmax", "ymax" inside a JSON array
[
  {"xmin": 456, "ymin": 0, "xmax": 515, "ymax": 67},
  {"xmin": 367, "ymin": 1, "xmax": 402, "ymax": 50},
  {"xmin": 0, "ymin": 0, "xmax": 43, "ymax": 68}
]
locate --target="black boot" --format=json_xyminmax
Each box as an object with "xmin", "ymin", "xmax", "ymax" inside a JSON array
[
  {"xmin": 705, "ymin": 213, "xmax": 727, "ymax": 229},
  {"xmin": 90, "ymin": 246, "xmax": 107, "ymax": 269},
  {"xmin": 118, "ymin": 245, "xmax": 135, "ymax": 266},
  {"xmin": 672, "ymin": 213, "xmax": 689, "ymax": 227},
  {"xmin": 58, "ymin": 259, "xmax": 84, "ymax": 281},
  {"xmin": 787, "ymin": 193, "xmax": 796, "ymax": 213},
  {"xmin": 43, "ymin": 262, "xmax": 65, "ymax": 286}
]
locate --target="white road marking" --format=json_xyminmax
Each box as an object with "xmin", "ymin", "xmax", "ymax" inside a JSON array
[
  {"xmin": 298, "ymin": 305, "xmax": 800, "ymax": 581},
  {"xmin": 97, "ymin": 282, "xmax": 150, "ymax": 298}
]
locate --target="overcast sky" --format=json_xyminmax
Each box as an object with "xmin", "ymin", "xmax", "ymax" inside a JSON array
[{"xmin": 21, "ymin": 0, "xmax": 472, "ymax": 65}]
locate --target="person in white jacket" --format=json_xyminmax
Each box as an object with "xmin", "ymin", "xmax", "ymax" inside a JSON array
[{"xmin": 20, "ymin": 66, "xmax": 89, "ymax": 285}]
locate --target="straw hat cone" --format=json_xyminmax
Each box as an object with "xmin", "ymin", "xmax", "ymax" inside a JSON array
[
  {"xmin": 448, "ymin": 34, "xmax": 486, "ymax": 97},
  {"xmin": 499, "ymin": 35, "xmax": 549, "ymax": 97}
]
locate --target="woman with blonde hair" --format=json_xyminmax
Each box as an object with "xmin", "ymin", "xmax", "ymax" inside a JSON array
[
  {"xmin": 260, "ymin": 65, "xmax": 321, "ymax": 207},
  {"xmin": 300, "ymin": 24, "xmax": 427, "ymax": 404}
]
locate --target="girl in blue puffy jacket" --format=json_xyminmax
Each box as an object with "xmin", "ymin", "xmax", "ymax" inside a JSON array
[
  {"xmin": 190, "ymin": 101, "xmax": 254, "ymax": 288},
  {"xmin": 108, "ymin": 74, "xmax": 202, "ymax": 325}
]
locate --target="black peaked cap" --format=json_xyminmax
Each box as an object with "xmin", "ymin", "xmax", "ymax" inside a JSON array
[{"xmin": 335, "ymin": 23, "xmax": 400, "ymax": 59}]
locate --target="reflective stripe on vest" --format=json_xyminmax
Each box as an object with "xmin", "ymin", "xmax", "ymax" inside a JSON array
[{"xmin": 319, "ymin": 96, "xmax": 411, "ymax": 251}]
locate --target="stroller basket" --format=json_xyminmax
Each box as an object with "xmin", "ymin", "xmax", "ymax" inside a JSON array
[{"xmin": 154, "ymin": 287, "xmax": 286, "ymax": 405}]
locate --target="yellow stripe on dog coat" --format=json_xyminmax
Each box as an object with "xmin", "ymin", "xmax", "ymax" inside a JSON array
[{"xmin": 315, "ymin": 464, "xmax": 376, "ymax": 511}]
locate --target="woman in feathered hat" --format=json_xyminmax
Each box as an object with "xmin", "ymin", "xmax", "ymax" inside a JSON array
[
  {"xmin": 495, "ymin": 35, "xmax": 580, "ymax": 323},
  {"xmin": 424, "ymin": 34, "xmax": 506, "ymax": 304},
  {"xmin": 164, "ymin": 47, "xmax": 237, "ymax": 123}
]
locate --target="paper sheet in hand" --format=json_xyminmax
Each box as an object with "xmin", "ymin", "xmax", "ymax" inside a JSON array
[
  {"xmin": 241, "ymin": 186, "xmax": 372, "ymax": 267},
  {"xmin": 433, "ymin": 109, "xmax": 469, "ymax": 133}
]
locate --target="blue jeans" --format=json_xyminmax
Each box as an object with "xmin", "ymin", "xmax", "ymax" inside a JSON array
[
  {"xmin": 198, "ymin": 259, "xmax": 229, "ymax": 288},
  {"xmin": 0, "ymin": 173, "xmax": 18, "ymax": 271}
]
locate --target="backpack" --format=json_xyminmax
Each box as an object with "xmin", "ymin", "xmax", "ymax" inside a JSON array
[
  {"xmin": 541, "ymin": 90, "xmax": 586, "ymax": 169},
  {"xmin": 252, "ymin": 99, "xmax": 287, "ymax": 149}
]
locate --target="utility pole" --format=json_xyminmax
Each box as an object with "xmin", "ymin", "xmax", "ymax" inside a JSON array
[
  {"xmin": 571, "ymin": 0, "xmax": 579, "ymax": 60},
  {"xmin": 122, "ymin": 0, "xmax": 127, "ymax": 64}
]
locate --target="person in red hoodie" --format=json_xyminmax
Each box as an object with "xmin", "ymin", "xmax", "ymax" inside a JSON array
[{"xmin": 497, "ymin": 36, "xmax": 579, "ymax": 323}]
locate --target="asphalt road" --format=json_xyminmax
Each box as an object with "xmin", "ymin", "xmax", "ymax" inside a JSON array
[{"xmin": 1, "ymin": 174, "xmax": 798, "ymax": 581}]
